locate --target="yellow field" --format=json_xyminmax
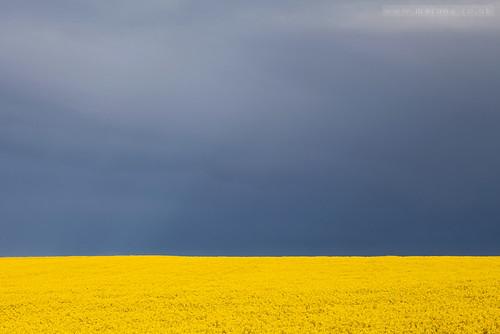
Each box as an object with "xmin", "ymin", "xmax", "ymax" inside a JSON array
[{"xmin": 0, "ymin": 256, "xmax": 499, "ymax": 333}]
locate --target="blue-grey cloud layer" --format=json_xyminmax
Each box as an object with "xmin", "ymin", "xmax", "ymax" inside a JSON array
[{"xmin": 1, "ymin": 1, "xmax": 499, "ymax": 256}]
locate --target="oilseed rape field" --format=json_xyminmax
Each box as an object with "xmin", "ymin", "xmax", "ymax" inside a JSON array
[{"xmin": 0, "ymin": 256, "xmax": 499, "ymax": 333}]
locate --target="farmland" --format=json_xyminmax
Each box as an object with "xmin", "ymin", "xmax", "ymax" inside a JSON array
[{"xmin": 0, "ymin": 256, "xmax": 499, "ymax": 333}]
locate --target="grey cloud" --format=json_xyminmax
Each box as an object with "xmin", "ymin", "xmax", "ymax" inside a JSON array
[{"xmin": 1, "ymin": 1, "xmax": 499, "ymax": 256}]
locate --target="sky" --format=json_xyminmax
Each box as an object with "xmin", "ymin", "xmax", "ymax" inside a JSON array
[{"xmin": 1, "ymin": 1, "xmax": 499, "ymax": 256}]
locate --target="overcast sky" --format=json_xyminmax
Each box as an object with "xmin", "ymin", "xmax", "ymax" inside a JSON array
[{"xmin": 1, "ymin": 1, "xmax": 499, "ymax": 256}]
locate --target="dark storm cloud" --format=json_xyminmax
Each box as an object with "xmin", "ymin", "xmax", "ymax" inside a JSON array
[{"xmin": 1, "ymin": 1, "xmax": 499, "ymax": 256}]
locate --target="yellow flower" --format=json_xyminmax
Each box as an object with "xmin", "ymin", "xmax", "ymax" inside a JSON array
[{"xmin": 0, "ymin": 256, "xmax": 498, "ymax": 333}]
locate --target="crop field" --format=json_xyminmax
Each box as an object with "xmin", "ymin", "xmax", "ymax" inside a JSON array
[{"xmin": 0, "ymin": 256, "xmax": 499, "ymax": 333}]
